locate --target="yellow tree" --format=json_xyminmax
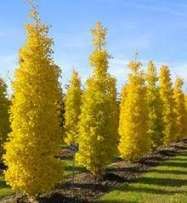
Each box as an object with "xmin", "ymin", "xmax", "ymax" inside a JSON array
[
  {"xmin": 185, "ymin": 95, "xmax": 187, "ymax": 135},
  {"xmin": 76, "ymin": 22, "xmax": 118, "ymax": 177},
  {"xmin": 159, "ymin": 66, "xmax": 176, "ymax": 145},
  {"xmin": 173, "ymin": 78, "xmax": 186, "ymax": 140},
  {"xmin": 0, "ymin": 79, "xmax": 10, "ymax": 160},
  {"xmin": 64, "ymin": 70, "xmax": 82, "ymax": 145},
  {"xmin": 57, "ymin": 86, "xmax": 65, "ymax": 144},
  {"xmin": 118, "ymin": 61, "xmax": 150, "ymax": 161},
  {"xmin": 146, "ymin": 61, "xmax": 163, "ymax": 150},
  {"xmin": 3, "ymin": 8, "xmax": 63, "ymax": 198}
]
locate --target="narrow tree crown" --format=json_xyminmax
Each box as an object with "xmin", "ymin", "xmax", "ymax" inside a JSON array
[
  {"xmin": 146, "ymin": 61, "xmax": 158, "ymax": 84},
  {"xmin": 91, "ymin": 22, "xmax": 106, "ymax": 50}
]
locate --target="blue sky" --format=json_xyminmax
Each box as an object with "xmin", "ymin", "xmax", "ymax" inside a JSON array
[{"xmin": 1, "ymin": 0, "xmax": 187, "ymax": 92}]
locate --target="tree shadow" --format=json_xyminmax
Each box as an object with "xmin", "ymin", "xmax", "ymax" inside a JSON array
[
  {"xmin": 98, "ymin": 200, "xmax": 136, "ymax": 203},
  {"xmin": 173, "ymin": 145, "xmax": 187, "ymax": 150},
  {"xmin": 132, "ymin": 176, "xmax": 187, "ymax": 187},
  {"xmin": 159, "ymin": 161, "xmax": 187, "ymax": 168},
  {"xmin": 158, "ymin": 149, "xmax": 176, "ymax": 157},
  {"xmin": 148, "ymin": 169, "xmax": 187, "ymax": 175},
  {"xmin": 117, "ymin": 185, "xmax": 187, "ymax": 195},
  {"xmin": 169, "ymin": 158, "xmax": 187, "ymax": 161},
  {"xmin": 106, "ymin": 166, "xmax": 145, "ymax": 174},
  {"xmin": 64, "ymin": 165, "xmax": 88, "ymax": 173},
  {"xmin": 0, "ymin": 178, "xmax": 9, "ymax": 188}
]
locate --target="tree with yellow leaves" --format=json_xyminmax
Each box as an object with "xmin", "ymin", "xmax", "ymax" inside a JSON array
[
  {"xmin": 185, "ymin": 95, "xmax": 187, "ymax": 135},
  {"xmin": 64, "ymin": 70, "xmax": 82, "ymax": 145},
  {"xmin": 76, "ymin": 22, "xmax": 118, "ymax": 177},
  {"xmin": 3, "ymin": 7, "xmax": 63, "ymax": 198},
  {"xmin": 159, "ymin": 66, "xmax": 176, "ymax": 145},
  {"xmin": 146, "ymin": 61, "xmax": 163, "ymax": 150},
  {"xmin": 0, "ymin": 79, "xmax": 10, "ymax": 160},
  {"xmin": 118, "ymin": 61, "xmax": 150, "ymax": 161},
  {"xmin": 173, "ymin": 78, "xmax": 186, "ymax": 140},
  {"xmin": 57, "ymin": 86, "xmax": 65, "ymax": 144}
]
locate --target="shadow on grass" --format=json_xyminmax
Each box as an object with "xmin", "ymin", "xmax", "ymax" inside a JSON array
[
  {"xmin": 169, "ymin": 158, "xmax": 187, "ymax": 161},
  {"xmin": 117, "ymin": 185, "xmax": 187, "ymax": 195},
  {"xmin": 106, "ymin": 166, "xmax": 144, "ymax": 174},
  {"xmin": 148, "ymin": 169, "xmax": 187, "ymax": 175},
  {"xmin": 159, "ymin": 161, "xmax": 187, "ymax": 168},
  {"xmin": 97, "ymin": 200, "xmax": 136, "ymax": 203},
  {"xmin": 132, "ymin": 176, "xmax": 187, "ymax": 187},
  {"xmin": 64, "ymin": 165, "xmax": 87, "ymax": 173},
  {"xmin": 158, "ymin": 149, "xmax": 176, "ymax": 157},
  {"xmin": 0, "ymin": 179, "xmax": 8, "ymax": 188}
]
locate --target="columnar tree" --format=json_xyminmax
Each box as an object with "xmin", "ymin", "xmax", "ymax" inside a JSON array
[
  {"xmin": 0, "ymin": 79, "xmax": 10, "ymax": 160},
  {"xmin": 57, "ymin": 86, "xmax": 65, "ymax": 143},
  {"xmin": 146, "ymin": 61, "xmax": 163, "ymax": 150},
  {"xmin": 185, "ymin": 95, "xmax": 187, "ymax": 136},
  {"xmin": 76, "ymin": 22, "xmax": 118, "ymax": 177},
  {"xmin": 64, "ymin": 70, "xmax": 82, "ymax": 145},
  {"xmin": 118, "ymin": 61, "xmax": 150, "ymax": 161},
  {"xmin": 4, "ymin": 9, "xmax": 63, "ymax": 198},
  {"xmin": 159, "ymin": 66, "xmax": 176, "ymax": 145},
  {"xmin": 173, "ymin": 78, "xmax": 186, "ymax": 140}
]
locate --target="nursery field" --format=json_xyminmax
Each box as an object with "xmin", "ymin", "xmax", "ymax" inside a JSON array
[
  {"xmin": 1, "ymin": 140, "xmax": 187, "ymax": 202},
  {"xmin": 0, "ymin": 2, "xmax": 187, "ymax": 203}
]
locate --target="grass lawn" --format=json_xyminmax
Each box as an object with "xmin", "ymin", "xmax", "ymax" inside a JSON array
[
  {"xmin": 0, "ymin": 176, "xmax": 14, "ymax": 200},
  {"xmin": 98, "ymin": 150, "xmax": 187, "ymax": 203},
  {"xmin": 64, "ymin": 158, "xmax": 87, "ymax": 178}
]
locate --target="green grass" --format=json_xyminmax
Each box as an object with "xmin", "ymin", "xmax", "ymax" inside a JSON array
[
  {"xmin": 98, "ymin": 150, "xmax": 187, "ymax": 203},
  {"xmin": 0, "ymin": 176, "xmax": 14, "ymax": 200},
  {"xmin": 64, "ymin": 158, "xmax": 87, "ymax": 178}
]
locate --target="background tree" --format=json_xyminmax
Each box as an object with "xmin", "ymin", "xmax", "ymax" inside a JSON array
[
  {"xmin": 173, "ymin": 78, "xmax": 186, "ymax": 140},
  {"xmin": 57, "ymin": 84, "xmax": 65, "ymax": 144},
  {"xmin": 3, "ymin": 7, "xmax": 63, "ymax": 198},
  {"xmin": 76, "ymin": 22, "xmax": 118, "ymax": 177},
  {"xmin": 118, "ymin": 61, "xmax": 150, "ymax": 161},
  {"xmin": 146, "ymin": 61, "xmax": 163, "ymax": 150},
  {"xmin": 0, "ymin": 79, "xmax": 10, "ymax": 160},
  {"xmin": 185, "ymin": 95, "xmax": 187, "ymax": 136},
  {"xmin": 64, "ymin": 70, "xmax": 82, "ymax": 145},
  {"xmin": 159, "ymin": 65, "xmax": 176, "ymax": 145}
]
